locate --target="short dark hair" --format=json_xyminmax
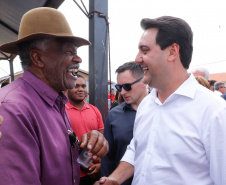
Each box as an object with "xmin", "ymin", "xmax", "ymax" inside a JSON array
[
  {"xmin": 115, "ymin": 61, "xmax": 144, "ymax": 79},
  {"xmin": 76, "ymin": 74, "xmax": 85, "ymax": 80},
  {"xmin": 209, "ymin": 80, "xmax": 217, "ymax": 86},
  {"xmin": 141, "ymin": 16, "xmax": 193, "ymax": 69}
]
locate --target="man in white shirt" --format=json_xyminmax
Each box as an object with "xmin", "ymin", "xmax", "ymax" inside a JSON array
[
  {"xmin": 95, "ymin": 16, "xmax": 226, "ymax": 185},
  {"xmin": 214, "ymin": 81, "xmax": 226, "ymax": 96}
]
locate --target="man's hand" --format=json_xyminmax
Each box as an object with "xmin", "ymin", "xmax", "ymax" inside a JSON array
[
  {"xmin": 87, "ymin": 163, "xmax": 101, "ymax": 176},
  {"xmin": 94, "ymin": 177, "xmax": 119, "ymax": 185},
  {"xmin": 0, "ymin": 102, "xmax": 3, "ymax": 139},
  {"xmin": 80, "ymin": 130, "xmax": 109, "ymax": 159}
]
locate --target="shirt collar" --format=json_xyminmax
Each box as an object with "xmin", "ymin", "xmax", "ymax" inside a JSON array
[
  {"xmin": 22, "ymin": 70, "xmax": 68, "ymax": 107},
  {"xmin": 150, "ymin": 74, "xmax": 198, "ymax": 103},
  {"xmin": 66, "ymin": 101, "xmax": 89, "ymax": 110},
  {"xmin": 122, "ymin": 102, "xmax": 136, "ymax": 111}
]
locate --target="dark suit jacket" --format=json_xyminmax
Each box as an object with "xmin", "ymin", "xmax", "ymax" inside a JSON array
[{"xmin": 221, "ymin": 93, "xmax": 226, "ymax": 100}]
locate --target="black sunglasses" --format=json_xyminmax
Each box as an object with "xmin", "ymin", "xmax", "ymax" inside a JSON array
[{"xmin": 115, "ymin": 77, "xmax": 143, "ymax": 92}]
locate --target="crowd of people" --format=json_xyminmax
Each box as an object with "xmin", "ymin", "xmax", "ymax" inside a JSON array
[
  {"xmin": 191, "ymin": 67, "xmax": 226, "ymax": 100},
  {"xmin": 1, "ymin": 6, "xmax": 226, "ymax": 185}
]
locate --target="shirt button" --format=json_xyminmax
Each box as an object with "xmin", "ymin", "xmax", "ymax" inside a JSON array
[
  {"xmin": 73, "ymin": 179, "xmax": 76, "ymax": 183},
  {"xmin": 142, "ymin": 172, "xmax": 145, "ymax": 176}
]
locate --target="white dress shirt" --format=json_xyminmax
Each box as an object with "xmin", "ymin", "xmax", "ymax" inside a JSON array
[
  {"xmin": 122, "ymin": 74, "xmax": 226, "ymax": 185},
  {"xmin": 214, "ymin": 90, "xmax": 223, "ymax": 96}
]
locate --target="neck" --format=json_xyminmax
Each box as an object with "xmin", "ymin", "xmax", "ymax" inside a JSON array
[
  {"xmin": 157, "ymin": 70, "xmax": 189, "ymax": 103},
  {"xmin": 70, "ymin": 100, "xmax": 84, "ymax": 110},
  {"xmin": 131, "ymin": 91, "xmax": 148, "ymax": 111}
]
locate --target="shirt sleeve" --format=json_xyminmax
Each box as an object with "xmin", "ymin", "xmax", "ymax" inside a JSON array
[
  {"xmin": 203, "ymin": 106, "xmax": 226, "ymax": 184},
  {"xmin": 101, "ymin": 113, "xmax": 116, "ymax": 176},
  {"xmin": 120, "ymin": 137, "xmax": 135, "ymax": 166},
  {"xmin": 0, "ymin": 101, "xmax": 41, "ymax": 185}
]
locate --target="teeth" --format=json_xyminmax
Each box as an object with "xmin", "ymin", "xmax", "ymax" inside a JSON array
[
  {"xmin": 68, "ymin": 68, "xmax": 78, "ymax": 76},
  {"xmin": 68, "ymin": 68, "xmax": 78, "ymax": 72},
  {"xmin": 143, "ymin": 67, "xmax": 148, "ymax": 72}
]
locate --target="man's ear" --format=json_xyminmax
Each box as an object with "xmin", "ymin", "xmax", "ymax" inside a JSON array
[
  {"xmin": 30, "ymin": 49, "xmax": 44, "ymax": 68},
  {"xmin": 168, "ymin": 43, "xmax": 180, "ymax": 62}
]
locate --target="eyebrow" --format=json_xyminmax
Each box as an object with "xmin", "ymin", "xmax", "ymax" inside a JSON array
[{"xmin": 139, "ymin": 45, "xmax": 149, "ymax": 49}]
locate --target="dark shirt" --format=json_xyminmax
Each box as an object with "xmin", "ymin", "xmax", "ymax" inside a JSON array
[
  {"xmin": 101, "ymin": 102, "xmax": 136, "ymax": 185},
  {"xmin": 221, "ymin": 93, "xmax": 226, "ymax": 100},
  {"xmin": 0, "ymin": 70, "xmax": 80, "ymax": 185}
]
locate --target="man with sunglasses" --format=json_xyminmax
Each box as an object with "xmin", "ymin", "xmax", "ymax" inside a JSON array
[
  {"xmin": 213, "ymin": 81, "xmax": 226, "ymax": 96},
  {"xmin": 101, "ymin": 62, "xmax": 148, "ymax": 185},
  {"xmin": 96, "ymin": 16, "xmax": 226, "ymax": 185}
]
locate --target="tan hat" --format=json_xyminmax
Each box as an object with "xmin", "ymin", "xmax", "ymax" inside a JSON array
[{"xmin": 0, "ymin": 7, "xmax": 91, "ymax": 54}]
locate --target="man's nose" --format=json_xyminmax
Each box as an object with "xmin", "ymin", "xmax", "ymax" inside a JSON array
[
  {"xmin": 135, "ymin": 52, "xmax": 142, "ymax": 64},
  {"xmin": 73, "ymin": 55, "xmax": 82, "ymax": 63},
  {"xmin": 120, "ymin": 87, "xmax": 127, "ymax": 95}
]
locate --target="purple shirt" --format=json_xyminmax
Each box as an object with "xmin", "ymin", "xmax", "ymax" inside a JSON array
[{"xmin": 0, "ymin": 70, "xmax": 80, "ymax": 185}]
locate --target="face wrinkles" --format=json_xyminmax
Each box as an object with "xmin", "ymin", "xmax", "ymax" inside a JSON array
[
  {"xmin": 67, "ymin": 77, "xmax": 87, "ymax": 103},
  {"xmin": 40, "ymin": 40, "xmax": 82, "ymax": 93},
  {"xmin": 135, "ymin": 28, "xmax": 167, "ymax": 88}
]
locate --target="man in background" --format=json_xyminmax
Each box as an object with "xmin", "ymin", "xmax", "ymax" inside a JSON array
[
  {"xmin": 101, "ymin": 61, "xmax": 147, "ymax": 185},
  {"xmin": 214, "ymin": 81, "xmax": 226, "ymax": 96},
  {"xmin": 192, "ymin": 67, "xmax": 209, "ymax": 80},
  {"xmin": 65, "ymin": 74, "xmax": 104, "ymax": 185},
  {"xmin": 209, "ymin": 79, "xmax": 217, "ymax": 91}
]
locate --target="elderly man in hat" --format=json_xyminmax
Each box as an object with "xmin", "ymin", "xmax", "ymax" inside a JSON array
[{"xmin": 0, "ymin": 7, "xmax": 108, "ymax": 185}]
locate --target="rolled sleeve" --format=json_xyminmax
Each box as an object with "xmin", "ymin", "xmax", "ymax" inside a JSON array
[{"xmin": 121, "ymin": 138, "xmax": 135, "ymax": 166}]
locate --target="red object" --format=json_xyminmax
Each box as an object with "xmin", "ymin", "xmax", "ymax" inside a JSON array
[
  {"xmin": 108, "ymin": 93, "xmax": 115, "ymax": 102},
  {"xmin": 65, "ymin": 101, "xmax": 104, "ymax": 177}
]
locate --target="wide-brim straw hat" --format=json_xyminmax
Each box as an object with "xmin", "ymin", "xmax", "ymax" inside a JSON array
[{"xmin": 0, "ymin": 7, "xmax": 91, "ymax": 54}]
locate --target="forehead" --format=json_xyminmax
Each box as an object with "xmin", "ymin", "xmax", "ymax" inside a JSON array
[
  {"xmin": 48, "ymin": 39, "xmax": 78, "ymax": 50},
  {"xmin": 117, "ymin": 70, "xmax": 136, "ymax": 84},
  {"xmin": 76, "ymin": 77, "xmax": 86, "ymax": 84},
  {"xmin": 138, "ymin": 28, "xmax": 158, "ymax": 47}
]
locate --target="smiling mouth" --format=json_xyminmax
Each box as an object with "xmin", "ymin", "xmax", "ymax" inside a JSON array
[
  {"xmin": 68, "ymin": 68, "xmax": 78, "ymax": 77},
  {"xmin": 143, "ymin": 67, "xmax": 148, "ymax": 73}
]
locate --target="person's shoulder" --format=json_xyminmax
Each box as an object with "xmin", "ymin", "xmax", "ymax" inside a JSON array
[
  {"xmin": 195, "ymin": 84, "xmax": 226, "ymax": 108},
  {"xmin": 85, "ymin": 102, "xmax": 102, "ymax": 113},
  {"xmin": 221, "ymin": 93, "xmax": 226, "ymax": 100},
  {"xmin": 108, "ymin": 102, "xmax": 126, "ymax": 114}
]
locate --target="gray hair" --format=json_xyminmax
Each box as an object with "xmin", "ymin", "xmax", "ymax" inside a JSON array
[
  {"xmin": 192, "ymin": 67, "xmax": 209, "ymax": 80},
  {"xmin": 214, "ymin": 81, "xmax": 225, "ymax": 90},
  {"xmin": 18, "ymin": 38, "xmax": 54, "ymax": 70}
]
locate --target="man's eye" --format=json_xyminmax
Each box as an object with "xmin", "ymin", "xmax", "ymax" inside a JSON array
[
  {"xmin": 65, "ymin": 51, "xmax": 73, "ymax": 56},
  {"xmin": 82, "ymin": 85, "xmax": 86, "ymax": 88},
  {"xmin": 142, "ymin": 49, "xmax": 148, "ymax": 52},
  {"xmin": 75, "ymin": 85, "xmax": 79, "ymax": 88}
]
